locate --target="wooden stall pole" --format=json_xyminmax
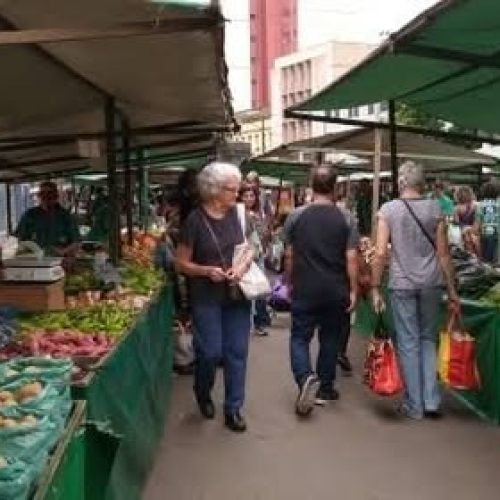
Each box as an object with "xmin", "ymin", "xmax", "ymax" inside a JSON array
[
  {"xmin": 105, "ymin": 97, "xmax": 119, "ymax": 265},
  {"xmin": 122, "ymin": 122, "xmax": 134, "ymax": 245},
  {"xmin": 389, "ymin": 100, "xmax": 398, "ymax": 199},
  {"xmin": 5, "ymin": 182, "xmax": 12, "ymax": 234},
  {"xmin": 275, "ymin": 173, "xmax": 284, "ymax": 221},
  {"xmin": 371, "ymin": 128, "xmax": 383, "ymax": 241}
]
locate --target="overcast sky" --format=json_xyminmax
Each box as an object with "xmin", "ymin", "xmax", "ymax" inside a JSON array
[{"xmin": 221, "ymin": 0, "xmax": 437, "ymax": 111}]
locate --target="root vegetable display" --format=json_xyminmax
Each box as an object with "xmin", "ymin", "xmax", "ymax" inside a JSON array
[{"xmin": 18, "ymin": 304, "xmax": 135, "ymax": 336}]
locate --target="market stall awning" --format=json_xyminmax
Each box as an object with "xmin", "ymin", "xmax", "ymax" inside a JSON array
[
  {"xmin": 291, "ymin": 0, "xmax": 500, "ymax": 134},
  {"xmin": 0, "ymin": 132, "xmax": 216, "ymax": 182},
  {"xmin": 0, "ymin": 0, "xmax": 232, "ymax": 180},
  {"xmin": 279, "ymin": 128, "xmax": 496, "ymax": 173}
]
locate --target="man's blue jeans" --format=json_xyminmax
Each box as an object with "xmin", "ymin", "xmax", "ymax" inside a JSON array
[
  {"xmin": 389, "ymin": 288, "xmax": 442, "ymax": 418},
  {"xmin": 290, "ymin": 299, "xmax": 348, "ymax": 394},
  {"xmin": 191, "ymin": 300, "xmax": 251, "ymax": 414}
]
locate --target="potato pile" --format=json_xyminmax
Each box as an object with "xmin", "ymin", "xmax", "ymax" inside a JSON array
[
  {"xmin": 0, "ymin": 414, "xmax": 38, "ymax": 428},
  {"xmin": 0, "ymin": 381, "xmax": 43, "ymax": 407}
]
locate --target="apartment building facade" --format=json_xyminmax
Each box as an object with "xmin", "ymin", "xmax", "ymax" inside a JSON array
[
  {"xmin": 271, "ymin": 41, "xmax": 387, "ymax": 147},
  {"xmin": 232, "ymin": 108, "xmax": 272, "ymax": 157}
]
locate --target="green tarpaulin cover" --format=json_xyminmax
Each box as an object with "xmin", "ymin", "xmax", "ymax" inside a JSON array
[
  {"xmin": 293, "ymin": 0, "xmax": 500, "ymax": 134},
  {"xmin": 72, "ymin": 285, "xmax": 174, "ymax": 500}
]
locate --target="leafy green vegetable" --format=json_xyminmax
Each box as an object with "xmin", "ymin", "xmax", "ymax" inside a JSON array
[
  {"xmin": 120, "ymin": 263, "xmax": 164, "ymax": 295},
  {"xmin": 64, "ymin": 271, "xmax": 103, "ymax": 294},
  {"xmin": 480, "ymin": 282, "xmax": 500, "ymax": 307},
  {"xmin": 19, "ymin": 304, "xmax": 135, "ymax": 336}
]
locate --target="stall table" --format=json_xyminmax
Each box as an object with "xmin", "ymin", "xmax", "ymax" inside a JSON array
[{"xmin": 71, "ymin": 284, "xmax": 174, "ymax": 500}]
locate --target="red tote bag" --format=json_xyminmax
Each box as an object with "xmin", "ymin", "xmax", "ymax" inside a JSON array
[
  {"xmin": 447, "ymin": 316, "xmax": 480, "ymax": 390},
  {"xmin": 364, "ymin": 317, "xmax": 404, "ymax": 397}
]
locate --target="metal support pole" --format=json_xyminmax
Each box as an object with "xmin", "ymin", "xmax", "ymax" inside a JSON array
[
  {"xmin": 275, "ymin": 174, "xmax": 284, "ymax": 220},
  {"xmin": 142, "ymin": 159, "xmax": 150, "ymax": 230},
  {"xmin": 137, "ymin": 148, "xmax": 148, "ymax": 230},
  {"xmin": 70, "ymin": 176, "xmax": 77, "ymax": 214},
  {"xmin": 5, "ymin": 183, "xmax": 12, "ymax": 234},
  {"xmin": 314, "ymin": 152, "xmax": 324, "ymax": 166},
  {"xmin": 372, "ymin": 128, "xmax": 383, "ymax": 241},
  {"xmin": 105, "ymin": 97, "xmax": 119, "ymax": 264},
  {"xmin": 389, "ymin": 100, "xmax": 398, "ymax": 198},
  {"xmin": 122, "ymin": 122, "xmax": 133, "ymax": 245}
]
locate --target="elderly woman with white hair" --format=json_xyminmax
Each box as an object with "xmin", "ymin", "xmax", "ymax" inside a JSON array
[
  {"xmin": 176, "ymin": 162, "xmax": 254, "ymax": 432},
  {"xmin": 371, "ymin": 161, "xmax": 460, "ymax": 420}
]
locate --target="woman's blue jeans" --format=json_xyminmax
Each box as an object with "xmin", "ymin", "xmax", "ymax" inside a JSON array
[
  {"xmin": 389, "ymin": 288, "xmax": 442, "ymax": 418},
  {"xmin": 191, "ymin": 300, "xmax": 251, "ymax": 414}
]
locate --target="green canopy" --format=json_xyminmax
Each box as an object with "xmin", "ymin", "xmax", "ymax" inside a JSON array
[{"xmin": 293, "ymin": 0, "xmax": 500, "ymax": 134}]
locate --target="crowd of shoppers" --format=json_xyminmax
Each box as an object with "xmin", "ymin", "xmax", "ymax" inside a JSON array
[{"xmin": 166, "ymin": 157, "xmax": 499, "ymax": 432}]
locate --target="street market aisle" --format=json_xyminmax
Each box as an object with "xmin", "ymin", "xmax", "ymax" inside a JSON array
[{"xmin": 144, "ymin": 315, "xmax": 500, "ymax": 500}]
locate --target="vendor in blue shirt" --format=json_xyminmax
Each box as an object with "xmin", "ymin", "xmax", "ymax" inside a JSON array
[{"xmin": 15, "ymin": 181, "xmax": 80, "ymax": 256}]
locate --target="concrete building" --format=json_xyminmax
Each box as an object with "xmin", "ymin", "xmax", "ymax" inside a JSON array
[
  {"xmin": 232, "ymin": 108, "xmax": 273, "ymax": 157},
  {"xmin": 271, "ymin": 41, "xmax": 387, "ymax": 147},
  {"xmin": 250, "ymin": 0, "xmax": 298, "ymax": 110}
]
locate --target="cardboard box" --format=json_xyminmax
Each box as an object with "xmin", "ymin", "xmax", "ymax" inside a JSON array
[{"xmin": 0, "ymin": 279, "xmax": 65, "ymax": 312}]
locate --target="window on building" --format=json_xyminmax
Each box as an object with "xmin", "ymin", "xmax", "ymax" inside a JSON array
[
  {"xmin": 379, "ymin": 102, "xmax": 389, "ymax": 112},
  {"xmin": 290, "ymin": 121, "xmax": 297, "ymax": 142},
  {"xmin": 306, "ymin": 60, "xmax": 312, "ymax": 87},
  {"xmin": 283, "ymin": 122, "xmax": 289, "ymax": 144},
  {"xmin": 348, "ymin": 107, "xmax": 360, "ymax": 118},
  {"xmin": 290, "ymin": 66, "xmax": 296, "ymax": 91},
  {"xmin": 367, "ymin": 103, "xmax": 375, "ymax": 115}
]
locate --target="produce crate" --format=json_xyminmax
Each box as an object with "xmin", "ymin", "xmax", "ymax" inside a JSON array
[
  {"xmin": 0, "ymin": 280, "xmax": 65, "ymax": 312},
  {"xmin": 32, "ymin": 400, "xmax": 86, "ymax": 500}
]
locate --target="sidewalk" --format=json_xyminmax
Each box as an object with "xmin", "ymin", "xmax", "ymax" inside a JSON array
[{"xmin": 144, "ymin": 315, "xmax": 500, "ymax": 500}]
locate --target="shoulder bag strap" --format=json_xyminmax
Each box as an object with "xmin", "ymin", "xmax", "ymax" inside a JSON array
[
  {"xmin": 401, "ymin": 199, "xmax": 436, "ymax": 250},
  {"xmin": 236, "ymin": 203, "xmax": 247, "ymax": 241},
  {"xmin": 199, "ymin": 210, "xmax": 228, "ymax": 269}
]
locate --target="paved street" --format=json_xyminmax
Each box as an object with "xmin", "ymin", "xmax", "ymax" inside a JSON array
[{"xmin": 145, "ymin": 314, "xmax": 500, "ymax": 500}]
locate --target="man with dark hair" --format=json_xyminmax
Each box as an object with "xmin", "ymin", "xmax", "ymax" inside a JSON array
[
  {"xmin": 15, "ymin": 181, "xmax": 80, "ymax": 256},
  {"xmin": 283, "ymin": 165, "xmax": 359, "ymax": 417}
]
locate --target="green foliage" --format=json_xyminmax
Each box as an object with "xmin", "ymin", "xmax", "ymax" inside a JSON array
[
  {"xmin": 395, "ymin": 102, "xmax": 443, "ymax": 130},
  {"xmin": 395, "ymin": 103, "xmax": 481, "ymax": 149}
]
